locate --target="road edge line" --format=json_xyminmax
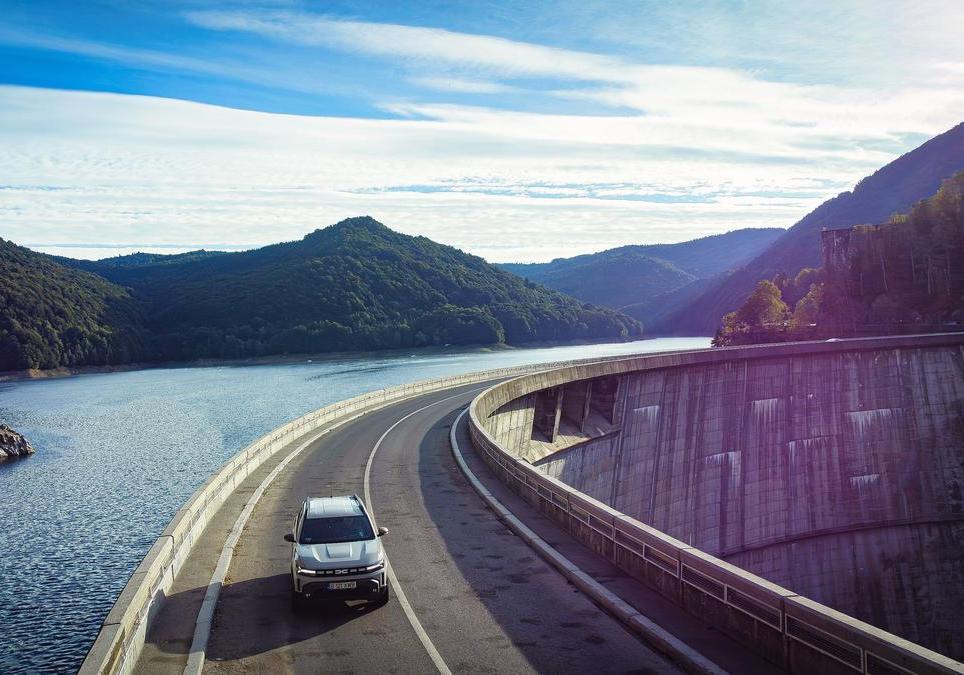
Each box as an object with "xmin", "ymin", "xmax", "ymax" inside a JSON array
[
  {"xmin": 181, "ymin": 405, "xmax": 385, "ymax": 675},
  {"xmin": 449, "ymin": 408, "xmax": 728, "ymax": 675},
  {"xmin": 362, "ymin": 391, "xmax": 484, "ymax": 675}
]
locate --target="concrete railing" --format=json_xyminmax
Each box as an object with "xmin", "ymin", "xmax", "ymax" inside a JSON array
[
  {"xmin": 79, "ymin": 347, "xmax": 677, "ymax": 675},
  {"xmin": 468, "ymin": 334, "xmax": 964, "ymax": 675}
]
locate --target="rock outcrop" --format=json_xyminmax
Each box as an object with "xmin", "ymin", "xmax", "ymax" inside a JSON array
[{"xmin": 0, "ymin": 424, "xmax": 34, "ymax": 459}]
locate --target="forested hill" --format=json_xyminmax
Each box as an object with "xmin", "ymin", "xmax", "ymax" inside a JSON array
[
  {"xmin": 0, "ymin": 239, "xmax": 148, "ymax": 370},
  {"xmin": 57, "ymin": 249, "xmax": 228, "ymax": 274},
  {"xmin": 499, "ymin": 227, "xmax": 783, "ymax": 326},
  {"xmin": 669, "ymin": 121, "xmax": 964, "ymax": 334},
  {"xmin": 4, "ymin": 217, "xmax": 641, "ymax": 370}
]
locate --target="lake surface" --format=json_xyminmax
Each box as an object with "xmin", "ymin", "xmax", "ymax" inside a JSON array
[{"xmin": 0, "ymin": 337, "xmax": 709, "ymax": 673}]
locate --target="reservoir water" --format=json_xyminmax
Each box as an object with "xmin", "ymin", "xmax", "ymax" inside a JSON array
[{"xmin": 0, "ymin": 337, "xmax": 709, "ymax": 673}]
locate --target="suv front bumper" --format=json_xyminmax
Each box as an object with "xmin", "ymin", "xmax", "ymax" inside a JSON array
[{"xmin": 294, "ymin": 570, "xmax": 386, "ymax": 600}]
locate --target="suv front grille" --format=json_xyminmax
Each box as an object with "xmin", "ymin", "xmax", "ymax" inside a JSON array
[{"xmin": 316, "ymin": 566, "xmax": 371, "ymax": 576}]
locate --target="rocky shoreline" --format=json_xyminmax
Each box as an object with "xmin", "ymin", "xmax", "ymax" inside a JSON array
[{"xmin": 0, "ymin": 425, "xmax": 34, "ymax": 459}]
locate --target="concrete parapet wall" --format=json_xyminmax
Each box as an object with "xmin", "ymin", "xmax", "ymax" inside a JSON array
[
  {"xmin": 469, "ymin": 334, "xmax": 964, "ymax": 673},
  {"xmin": 727, "ymin": 520, "xmax": 964, "ymax": 654},
  {"xmin": 80, "ymin": 350, "xmax": 653, "ymax": 675}
]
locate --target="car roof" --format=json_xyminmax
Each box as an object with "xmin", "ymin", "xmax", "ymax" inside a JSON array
[{"xmin": 305, "ymin": 495, "xmax": 365, "ymax": 519}]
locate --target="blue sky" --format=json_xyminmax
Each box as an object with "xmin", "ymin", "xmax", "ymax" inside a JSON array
[{"xmin": 1, "ymin": 0, "xmax": 962, "ymax": 261}]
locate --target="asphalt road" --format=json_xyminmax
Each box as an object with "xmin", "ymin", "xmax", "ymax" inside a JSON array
[{"xmin": 203, "ymin": 382, "xmax": 679, "ymax": 674}]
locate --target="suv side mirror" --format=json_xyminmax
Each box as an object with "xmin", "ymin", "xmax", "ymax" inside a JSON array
[
  {"xmin": 377, "ymin": 527, "xmax": 389, "ymax": 537},
  {"xmin": 283, "ymin": 532, "xmax": 295, "ymax": 543}
]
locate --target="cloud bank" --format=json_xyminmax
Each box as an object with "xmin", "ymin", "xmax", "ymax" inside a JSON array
[{"xmin": 1, "ymin": 6, "xmax": 962, "ymax": 261}]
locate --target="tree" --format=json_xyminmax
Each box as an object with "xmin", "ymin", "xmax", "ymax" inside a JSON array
[
  {"xmin": 784, "ymin": 268, "xmax": 822, "ymax": 307},
  {"xmin": 735, "ymin": 280, "xmax": 790, "ymax": 326},
  {"xmin": 791, "ymin": 283, "xmax": 824, "ymax": 326},
  {"xmin": 713, "ymin": 280, "xmax": 789, "ymax": 346}
]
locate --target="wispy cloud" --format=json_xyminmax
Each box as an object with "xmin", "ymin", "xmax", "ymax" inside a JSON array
[
  {"xmin": 185, "ymin": 10, "xmax": 624, "ymax": 82},
  {"xmin": 407, "ymin": 76, "xmax": 518, "ymax": 95},
  {"xmin": 0, "ymin": 25, "xmax": 338, "ymax": 98},
  {"xmin": 183, "ymin": 9, "xmax": 964, "ymax": 156}
]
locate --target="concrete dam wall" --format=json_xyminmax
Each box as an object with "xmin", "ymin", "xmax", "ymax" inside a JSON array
[{"xmin": 481, "ymin": 335, "xmax": 964, "ymax": 660}]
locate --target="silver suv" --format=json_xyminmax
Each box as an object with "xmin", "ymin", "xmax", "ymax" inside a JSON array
[{"xmin": 284, "ymin": 494, "xmax": 389, "ymax": 609}]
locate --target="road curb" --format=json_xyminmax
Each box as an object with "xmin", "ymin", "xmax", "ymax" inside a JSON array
[{"xmin": 449, "ymin": 408, "xmax": 727, "ymax": 675}]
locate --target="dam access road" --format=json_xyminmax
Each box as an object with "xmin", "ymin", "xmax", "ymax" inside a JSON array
[
  {"xmin": 82, "ymin": 335, "xmax": 964, "ymax": 675},
  {"xmin": 133, "ymin": 380, "xmax": 742, "ymax": 674}
]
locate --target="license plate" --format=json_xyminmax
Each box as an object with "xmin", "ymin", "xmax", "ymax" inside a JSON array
[{"xmin": 329, "ymin": 581, "xmax": 356, "ymax": 590}]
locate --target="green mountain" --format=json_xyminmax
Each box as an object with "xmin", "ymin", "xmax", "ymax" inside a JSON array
[
  {"xmin": 4, "ymin": 217, "xmax": 641, "ymax": 370},
  {"xmin": 500, "ymin": 228, "xmax": 783, "ymax": 328},
  {"xmin": 671, "ymin": 121, "xmax": 964, "ymax": 334},
  {"xmin": 0, "ymin": 239, "xmax": 147, "ymax": 370}
]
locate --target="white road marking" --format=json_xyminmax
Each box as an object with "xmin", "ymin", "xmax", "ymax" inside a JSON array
[
  {"xmin": 182, "ymin": 411, "xmax": 373, "ymax": 675},
  {"xmin": 448, "ymin": 408, "xmax": 726, "ymax": 675},
  {"xmin": 181, "ymin": 385, "xmax": 480, "ymax": 675},
  {"xmin": 363, "ymin": 388, "xmax": 484, "ymax": 675}
]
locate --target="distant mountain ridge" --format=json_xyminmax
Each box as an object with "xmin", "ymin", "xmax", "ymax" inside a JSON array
[
  {"xmin": 668, "ymin": 121, "xmax": 964, "ymax": 333},
  {"xmin": 502, "ymin": 250, "xmax": 694, "ymax": 309},
  {"xmin": 57, "ymin": 249, "xmax": 228, "ymax": 273},
  {"xmin": 1, "ymin": 217, "xmax": 642, "ymax": 371},
  {"xmin": 499, "ymin": 228, "xmax": 784, "ymax": 327}
]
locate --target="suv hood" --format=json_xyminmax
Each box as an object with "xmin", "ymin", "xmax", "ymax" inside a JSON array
[{"xmin": 297, "ymin": 538, "xmax": 382, "ymax": 569}]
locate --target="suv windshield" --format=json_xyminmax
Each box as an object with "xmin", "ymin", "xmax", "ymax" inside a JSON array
[{"xmin": 299, "ymin": 515, "xmax": 374, "ymax": 544}]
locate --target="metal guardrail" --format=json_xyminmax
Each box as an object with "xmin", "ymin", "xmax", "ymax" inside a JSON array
[{"xmin": 468, "ymin": 334, "xmax": 964, "ymax": 675}]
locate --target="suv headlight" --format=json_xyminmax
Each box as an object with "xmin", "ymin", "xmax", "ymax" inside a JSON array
[
  {"xmin": 296, "ymin": 566, "xmax": 320, "ymax": 576},
  {"xmin": 364, "ymin": 560, "xmax": 385, "ymax": 572}
]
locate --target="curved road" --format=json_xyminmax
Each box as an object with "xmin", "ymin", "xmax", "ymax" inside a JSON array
[{"xmin": 202, "ymin": 382, "xmax": 679, "ymax": 673}]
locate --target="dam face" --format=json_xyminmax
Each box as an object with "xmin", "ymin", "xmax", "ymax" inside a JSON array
[{"xmin": 484, "ymin": 338, "xmax": 964, "ymax": 659}]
